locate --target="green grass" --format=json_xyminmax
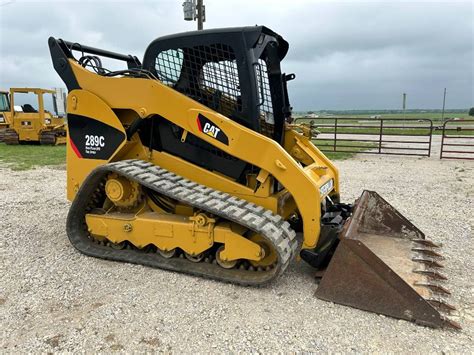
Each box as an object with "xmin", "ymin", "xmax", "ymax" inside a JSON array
[
  {"xmin": 296, "ymin": 112, "xmax": 472, "ymax": 124},
  {"xmin": 323, "ymin": 151, "xmax": 361, "ymax": 160},
  {"xmin": 295, "ymin": 118, "xmax": 474, "ymax": 136},
  {"xmin": 313, "ymin": 139, "xmax": 377, "ymax": 160},
  {"xmin": 329, "ymin": 112, "xmax": 470, "ymax": 120},
  {"xmin": 0, "ymin": 143, "xmax": 66, "ymax": 170},
  {"xmin": 314, "ymin": 127, "xmax": 473, "ymax": 136},
  {"xmin": 295, "ymin": 110, "xmax": 472, "ymax": 121},
  {"xmin": 316, "ymin": 127, "xmax": 431, "ymax": 135}
]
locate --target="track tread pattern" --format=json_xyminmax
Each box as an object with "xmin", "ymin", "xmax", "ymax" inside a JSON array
[
  {"xmin": 66, "ymin": 159, "xmax": 299, "ymax": 285},
  {"xmin": 39, "ymin": 129, "xmax": 66, "ymax": 145},
  {"xmin": 0, "ymin": 128, "xmax": 6, "ymax": 143},
  {"xmin": 3, "ymin": 129, "xmax": 19, "ymax": 145}
]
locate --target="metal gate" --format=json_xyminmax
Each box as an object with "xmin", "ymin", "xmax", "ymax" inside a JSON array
[
  {"xmin": 296, "ymin": 117, "xmax": 433, "ymax": 157},
  {"xmin": 440, "ymin": 119, "xmax": 474, "ymax": 160}
]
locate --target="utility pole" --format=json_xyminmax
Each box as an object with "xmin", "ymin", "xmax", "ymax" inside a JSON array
[
  {"xmin": 441, "ymin": 88, "xmax": 447, "ymax": 122},
  {"xmin": 197, "ymin": 0, "xmax": 204, "ymax": 30},
  {"xmin": 182, "ymin": 0, "xmax": 205, "ymax": 30}
]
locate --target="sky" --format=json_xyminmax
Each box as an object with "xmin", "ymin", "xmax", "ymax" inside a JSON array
[{"xmin": 0, "ymin": 0, "xmax": 472, "ymax": 110}]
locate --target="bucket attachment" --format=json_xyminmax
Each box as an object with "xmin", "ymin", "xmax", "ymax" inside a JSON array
[{"xmin": 315, "ymin": 190, "xmax": 460, "ymax": 329}]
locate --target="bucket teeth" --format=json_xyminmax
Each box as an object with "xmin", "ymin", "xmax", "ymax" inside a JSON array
[
  {"xmin": 427, "ymin": 299, "xmax": 456, "ymax": 313},
  {"xmin": 414, "ymin": 282, "xmax": 451, "ymax": 295},
  {"xmin": 412, "ymin": 247, "xmax": 444, "ymax": 259},
  {"xmin": 441, "ymin": 316, "xmax": 462, "ymax": 330},
  {"xmin": 314, "ymin": 191, "xmax": 461, "ymax": 329},
  {"xmin": 412, "ymin": 257, "xmax": 444, "ymax": 268},
  {"xmin": 413, "ymin": 239, "xmax": 442, "ymax": 248},
  {"xmin": 413, "ymin": 269, "xmax": 448, "ymax": 280}
]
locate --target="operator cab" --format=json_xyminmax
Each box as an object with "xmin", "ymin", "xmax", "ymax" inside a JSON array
[
  {"xmin": 0, "ymin": 92, "xmax": 9, "ymax": 125},
  {"xmin": 142, "ymin": 26, "xmax": 294, "ymax": 143},
  {"xmin": 49, "ymin": 27, "xmax": 295, "ymax": 181},
  {"xmin": 0, "ymin": 92, "xmax": 10, "ymax": 112}
]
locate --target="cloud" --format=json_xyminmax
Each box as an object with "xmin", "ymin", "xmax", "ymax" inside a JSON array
[{"xmin": 0, "ymin": 0, "xmax": 472, "ymax": 110}]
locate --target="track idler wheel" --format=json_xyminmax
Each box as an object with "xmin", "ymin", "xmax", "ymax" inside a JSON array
[{"xmin": 248, "ymin": 233, "xmax": 276, "ymax": 268}]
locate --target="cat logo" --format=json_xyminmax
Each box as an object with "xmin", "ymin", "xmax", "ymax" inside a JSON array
[
  {"xmin": 202, "ymin": 122, "xmax": 221, "ymax": 138},
  {"xmin": 196, "ymin": 113, "xmax": 229, "ymax": 145}
]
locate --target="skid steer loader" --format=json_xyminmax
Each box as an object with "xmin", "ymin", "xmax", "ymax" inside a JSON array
[
  {"xmin": 48, "ymin": 26, "xmax": 458, "ymax": 329},
  {"xmin": 3, "ymin": 88, "xmax": 67, "ymax": 145},
  {"xmin": 0, "ymin": 90, "xmax": 11, "ymax": 142}
]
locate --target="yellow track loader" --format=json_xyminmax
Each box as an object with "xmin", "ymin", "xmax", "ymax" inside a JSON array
[
  {"xmin": 48, "ymin": 26, "xmax": 458, "ymax": 329},
  {"xmin": 4, "ymin": 88, "xmax": 67, "ymax": 145},
  {"xmin": 0, "ymin": 90, "xmax": 11, "ymax": 142}
]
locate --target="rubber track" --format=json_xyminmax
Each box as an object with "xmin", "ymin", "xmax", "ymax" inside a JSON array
[{"xmin": 67, "ymin": 159, "xmax": 299, "ymax": 285}]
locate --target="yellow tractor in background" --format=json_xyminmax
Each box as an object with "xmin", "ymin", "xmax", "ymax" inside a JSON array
[
  {"xmin": 48, "ymin": 26, "xmax": 459, "ymax": 329},
  {"xmin": 3, "ymin": 88, "xmax": 67, "ymax": 145},
  {"xmin": 0, "ymin": 90, "xmax": 11, "ymax": 142}
]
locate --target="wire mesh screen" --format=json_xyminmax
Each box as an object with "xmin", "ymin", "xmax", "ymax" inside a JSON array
[
  {"xmin": 155, "ymin": 49, "xmax": 184, "ymax": 86},
  {"xmin": 201, "ymin": 59, "xmax": 240, "ymax": 117},
  {"xmin": 256, "ymin": 59, "xmax": 275, "ymax": 137},
  {"xmin": 154, "ymin": 44, "xmax": 241, "ymax": 118}
]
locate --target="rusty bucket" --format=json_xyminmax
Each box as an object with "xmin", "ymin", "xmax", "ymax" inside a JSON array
[{"xmin": 315, "ymin": 190, "xmax": 460, "ymax": 329}]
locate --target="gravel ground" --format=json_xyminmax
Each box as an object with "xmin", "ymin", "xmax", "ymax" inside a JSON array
[{"xmin": 0, "ymin": 155, "xmax": 473, "ymax": 353}]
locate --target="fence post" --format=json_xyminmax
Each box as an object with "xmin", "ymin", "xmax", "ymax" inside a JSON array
[
  {"xmin": 427, "ymin": 119, "xmax": 433, "ymax": 157},
  {"xmin": 440, "ymin": 120, "xmax": 447, "ymax": 159},
  {"xmin": 378, "ymin": 119, "xmax": 383, "ymax": 153},
  {"xmin": 334, "ymin": 117, "xmax": 338, "ymax": 152}
]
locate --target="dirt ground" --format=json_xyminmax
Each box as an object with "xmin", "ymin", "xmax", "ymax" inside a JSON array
[{"xmin": 0, "ymin": 154, "xmax": 473, "ymax": 352}]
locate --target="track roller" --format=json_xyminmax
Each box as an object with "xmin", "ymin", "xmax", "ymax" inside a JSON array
[
  {"xmin": 158, "ymin": 248, "xmax": 176, "ymax": 259},
  {"xmin": 216, "ymin": 246, "xmax": 238, "ymax": 269}
]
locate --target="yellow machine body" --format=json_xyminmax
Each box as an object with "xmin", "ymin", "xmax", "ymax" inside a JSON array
[
  {"xmin": 49, "ymin": 27, "xmax": 458, "ymax": 329},
  {"xmin": 64, "ymin": 70, "xmax": 338, "ymax": 250},
  {"xmin": 4, "ymin": 88, "xmax": 66, "ymax": 145},
  {"xmin": 0, "ymin": 90, "xmax": 11, "ymax": 141}
]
